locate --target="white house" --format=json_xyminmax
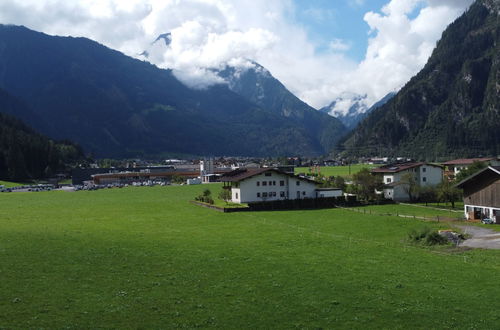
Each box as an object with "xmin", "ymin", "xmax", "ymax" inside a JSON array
[
  {"xmin": 372, "ymin": 162, "xmax": 443, "ymax": 201},
  {"xmin": 221, "ymin": 168, "xmax": 321, "ymax": 203},
  {"xmin": 442, "ymin": 157, "xmax": 500, "ymax": 180}
]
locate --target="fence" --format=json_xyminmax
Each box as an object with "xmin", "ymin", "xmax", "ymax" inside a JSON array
[{"xmin": 339, "ymin": 206, "xmax": 465, "ymax": 222}]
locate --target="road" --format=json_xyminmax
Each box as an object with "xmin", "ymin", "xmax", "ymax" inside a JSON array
[{"xmin": 457, "ymin": 225, "xmax": 500, "ymax": 250}]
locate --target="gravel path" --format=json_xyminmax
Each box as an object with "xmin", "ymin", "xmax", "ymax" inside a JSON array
[{"xmin": 456, "ymin": 225, "xmax": 500, "ymax": 250}]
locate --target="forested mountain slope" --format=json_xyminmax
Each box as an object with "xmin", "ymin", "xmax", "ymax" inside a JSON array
[
  {"xmin": 0, "ymin": 25, "xmax": 346, "ymax": 158},
  {"xmin": 342, "ymin": 0, "xmax": 500, "ymax": 160}
]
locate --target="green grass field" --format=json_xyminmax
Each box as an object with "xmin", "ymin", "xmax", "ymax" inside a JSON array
[
  {"xmin": 295, "ymin": 164, "xmax": 379, "ymax": 178},
  {"xmin": 0, "ymin": 185, "xmax": 499, "ymax": 328},
  {"xmin": 0, "ymin": 180, "xmax": 26, "ymax": 188}
]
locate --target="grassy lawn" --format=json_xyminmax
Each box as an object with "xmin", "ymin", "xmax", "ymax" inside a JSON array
[
  {"xmin": 295, "ymin": 164, "xmax": 379, "ymax": 178},
  {"xmin": 0, "ymin": 185, "xmax": 499, "ymax": 328}
]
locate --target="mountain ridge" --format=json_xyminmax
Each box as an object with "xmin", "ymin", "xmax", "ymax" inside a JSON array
[
  {"xmin": 0, "ymin": 24, "xmax": 346, "ymax": 158},
  {"xmin": 341, "ymin": 0, "xmax": 500, "ymax": 159}
]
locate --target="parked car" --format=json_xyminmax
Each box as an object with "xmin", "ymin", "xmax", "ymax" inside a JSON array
[{"xmin": 481, "ymin": 218, "xmax": 494, "ymax": 224}]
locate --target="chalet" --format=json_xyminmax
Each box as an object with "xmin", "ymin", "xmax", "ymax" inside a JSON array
[
  {"xmin": 221, "ymin": 168, "xmax": 338, "ymax": 203},
  {"xmin": 371, "ymin": 162, "xmax": 443, "ymax": 201},
  {"xmin": 455, "ymin": 166, "xmax": 500, "ymax": 223},
  {"xmin": 442, "ymin": 157, "xmax": 500, "ymax": 180}
]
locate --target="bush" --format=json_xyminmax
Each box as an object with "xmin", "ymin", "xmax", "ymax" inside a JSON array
[
  {"xmin": 408, "ymin": 226, "xmax": 448, "ymax": 246},
  {"xmin": 408, "ymin": 226, "xmax": 431, "ymax": 243},
  {"xmin": 424, "ymin": 231, "xmax": 449, "ymax": 246}
]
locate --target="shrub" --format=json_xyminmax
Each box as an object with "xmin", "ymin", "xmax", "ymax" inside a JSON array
[
  {"xmin": 424, "ymin": 231, "xmax": 449, "ymax": 246},
  {"xmin": 408, "ymin": 226, "xmax": 448, "ymax": 246}
]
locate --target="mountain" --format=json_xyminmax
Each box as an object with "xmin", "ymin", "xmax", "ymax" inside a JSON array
[
  {"xmin": 320, "ymin": 92, "xmax": 396, "ymax": 130},
  {"xmin": 319, "ymin": 93, "xmax": 368, "ymax": 130},
  {"xmin": 216, "ymin": 63, "xmax": 347, "ymax": 153},
  {"xmin": 0, "ymin": 24, "xmax": 347, "ymax": 158},
  {"xmin": 341, "ymin": 0, "xmax": 500, "ymax": 159},
  {"xmin": 140, "ymin": 35, "xmax": 347, "ymax": 154},
  {"xmin": 0, "ymin": 88, "xmax": 83, "ymax": 180}
]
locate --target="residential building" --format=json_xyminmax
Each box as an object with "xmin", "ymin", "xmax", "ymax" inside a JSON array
[
  {"xmin": 371, "ymin": 162, "xmax": 443, "ymax": 201},
  {"xmin": 221, "ymin": 168, "xmax": 320, "ymax": 203},
  {"xmin": 455, "ymin": 166, "xmax": 500, "ymax": 223},
  {"xmin": 442, "ymin": 157, "xmax": 500, "ymax": 180}
]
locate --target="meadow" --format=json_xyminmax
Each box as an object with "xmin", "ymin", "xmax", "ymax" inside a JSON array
[
  {"xmin": 0, "ymin": 184, "xmax": 499, "ymax": 328},
  {"xmin": 295, "ymin": 164, "xmax": 379, "ymax": 178}
]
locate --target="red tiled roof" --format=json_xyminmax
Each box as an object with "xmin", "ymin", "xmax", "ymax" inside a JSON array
[{"xmin": 442, "ymin": 157, "xmax": 494, "ymax": 165}]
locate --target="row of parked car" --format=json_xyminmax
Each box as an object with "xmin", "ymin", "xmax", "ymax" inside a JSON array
[
  {"xmin": 0, "ymin": 184, "xmax": 55, "ymax": 193},
  {"xmin": 74, "ymin": 181, "xmax": 170, "ymax": 191}
]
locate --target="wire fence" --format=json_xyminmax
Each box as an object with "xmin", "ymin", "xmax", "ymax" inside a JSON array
[{"xmin": 338, "ymin": 206, "xmax": 465, "ymax": 222}]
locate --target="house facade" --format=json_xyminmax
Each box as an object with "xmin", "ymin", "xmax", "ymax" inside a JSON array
[
  {"xmin": 442, "ymin": 158, "xmax": 500, "ymax": 180},
  {"xmin": 222, "ymin": 168, "xmax": 319, "ymax": 203},
  {"xmin": 371, "ymin": 162, "xmax": 443, "ymax": 201},
  {"xmin": 456, "ymin": 166, "xmax": 500, "ymax": 223}
]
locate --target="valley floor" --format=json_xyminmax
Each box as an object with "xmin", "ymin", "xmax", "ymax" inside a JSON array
[{"xmin": 0, "ymin": 184, "xmax": 499, "ymax": 328}]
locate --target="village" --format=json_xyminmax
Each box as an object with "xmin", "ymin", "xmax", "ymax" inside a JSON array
[{"xmin": 4, "ymin": 156, "xmax": 499, "ymax": 225}]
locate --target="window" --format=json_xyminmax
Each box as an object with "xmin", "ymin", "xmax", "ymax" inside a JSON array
[
  {"xmin": 257, "ymin": 192, "xmax": 261, "ymax": 197},
  {"xmin": 269, "ymin": 181, "xmax": 272, "ymax": 185},
  {"xmin": 262, "ymin": 181, "xmax": 267, "ymax": 186},
  {"xmin": 256, "ymin": 181, "xmax": 260, "ymax": 186},
  {"xmin": 296, "ymin": 181, "xmax": 300, "ymax": 186},
  {"xmin": 422, "ymin": 167, "xmax": 427, "ymax": 173},
  {"xmin": 235, "ymin": 193, "xmax": 238, "ymax": 199},
  {"xmin": 280, "ymin": 180, "xmax": 285, "ymax": 186},
  {"xmin": 265, "ymin": 172, "xmax": 272, "ymax": 177},
  {"xmin": 386, "ymin": 178, "xmax": 392, "ymax": 183},
  {"xmin": 302, "ymin": 191, "xmax": 306, "ymax": 196},
  {"xmin": 273, "ymin": 181, "xmax": 276, "ymax": 186},
  {"xmin": 422, "ymin": 177, "xmax": 427, "ymax": 182},
  {"xmin": 262, "ymin": 192, "xmax": 268, "ymax": 197},
  {"xmin": 280, "ymin": 191, "xmax": 285, "ymax": 197},
  {"xmin": 272, "ymin": 192, "xmax": 276, "ymax": 197}
]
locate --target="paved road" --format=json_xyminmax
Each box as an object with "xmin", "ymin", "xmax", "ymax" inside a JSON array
[{"xmin": 457, "ymin": 225, "xmax": 500, "ymax": 250}]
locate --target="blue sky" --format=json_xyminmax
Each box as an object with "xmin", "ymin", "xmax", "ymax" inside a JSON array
[{"xmin": 293, "ymin": 0, "xmax": 389, "ymax": 61}]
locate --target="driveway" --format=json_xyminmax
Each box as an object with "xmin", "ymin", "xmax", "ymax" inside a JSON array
[{"xmin": 456, "ymin": 225, "xmax": 500, "ymax": 250}]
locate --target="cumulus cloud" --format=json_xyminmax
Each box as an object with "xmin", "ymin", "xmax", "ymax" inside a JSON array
[{"xmin": 0, "ymin": 0, "xmax": 475, "ymax": 110}]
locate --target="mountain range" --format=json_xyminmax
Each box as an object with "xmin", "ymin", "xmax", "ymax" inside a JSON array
[
  {"xmin": 0, "ymin": 25, "xmax": 346, "ymax": 158},
  {"xmin": 341, "ymin": 0, "xmax": 500, "ymax": 159}
]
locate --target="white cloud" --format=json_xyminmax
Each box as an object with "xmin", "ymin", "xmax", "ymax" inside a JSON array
[
  {"xmin": 0, "ymin": 0, "xmax": 475, "ymax": 110},
  {"xmin": 329, "ymin": 38, "xmax": 351, "ymax": 52}
]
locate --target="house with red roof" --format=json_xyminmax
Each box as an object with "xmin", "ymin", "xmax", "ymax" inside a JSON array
[
  {"xmin": 371, "ymin": 162, "xmax": 443, "ymax": 201},
  {"xmin": 442, "ymin": 158, "xmax": 500, "ymax": 180},
  {"xmin": 221, "ymin": 168, "xmax": 341, "ymax": 203}
]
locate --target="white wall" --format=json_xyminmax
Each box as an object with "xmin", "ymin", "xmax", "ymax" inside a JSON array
[
  {"xmin": 316, "ymin": 190, "xmax": 343, "ymax": 198},
  {"xmin": 418, "ymin": 165, "xmax": 442, "ymax": 186},
  {"xmin": 231, "ymin": 172, "xmax": 317, "ymax": 203}
]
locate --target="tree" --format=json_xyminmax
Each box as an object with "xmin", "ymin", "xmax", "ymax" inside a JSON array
[
  {"xmin": 218, "ymin": 188, "xmax": 231, "ymax": 204},
  {"xmin": 419, "ymin": 185, "xmax": 437, "ymax": 206},
  {"xmin": 454, "ymin": 161, "xmax": 487, "ymax": 183},
  {"xmin": 333, "ymin": 176, "xmax": 347, "ymax": 191},
  {"xmin": 352, "ymin": 168, "xmax": 383, "ymax": 201},
  {"xmin": 400, "ymin": 173, "xmax": 419, "ymax": 202},
  {"xmin": 437, "ymin": 180, "xmax": 462, "ymax": 208}
]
